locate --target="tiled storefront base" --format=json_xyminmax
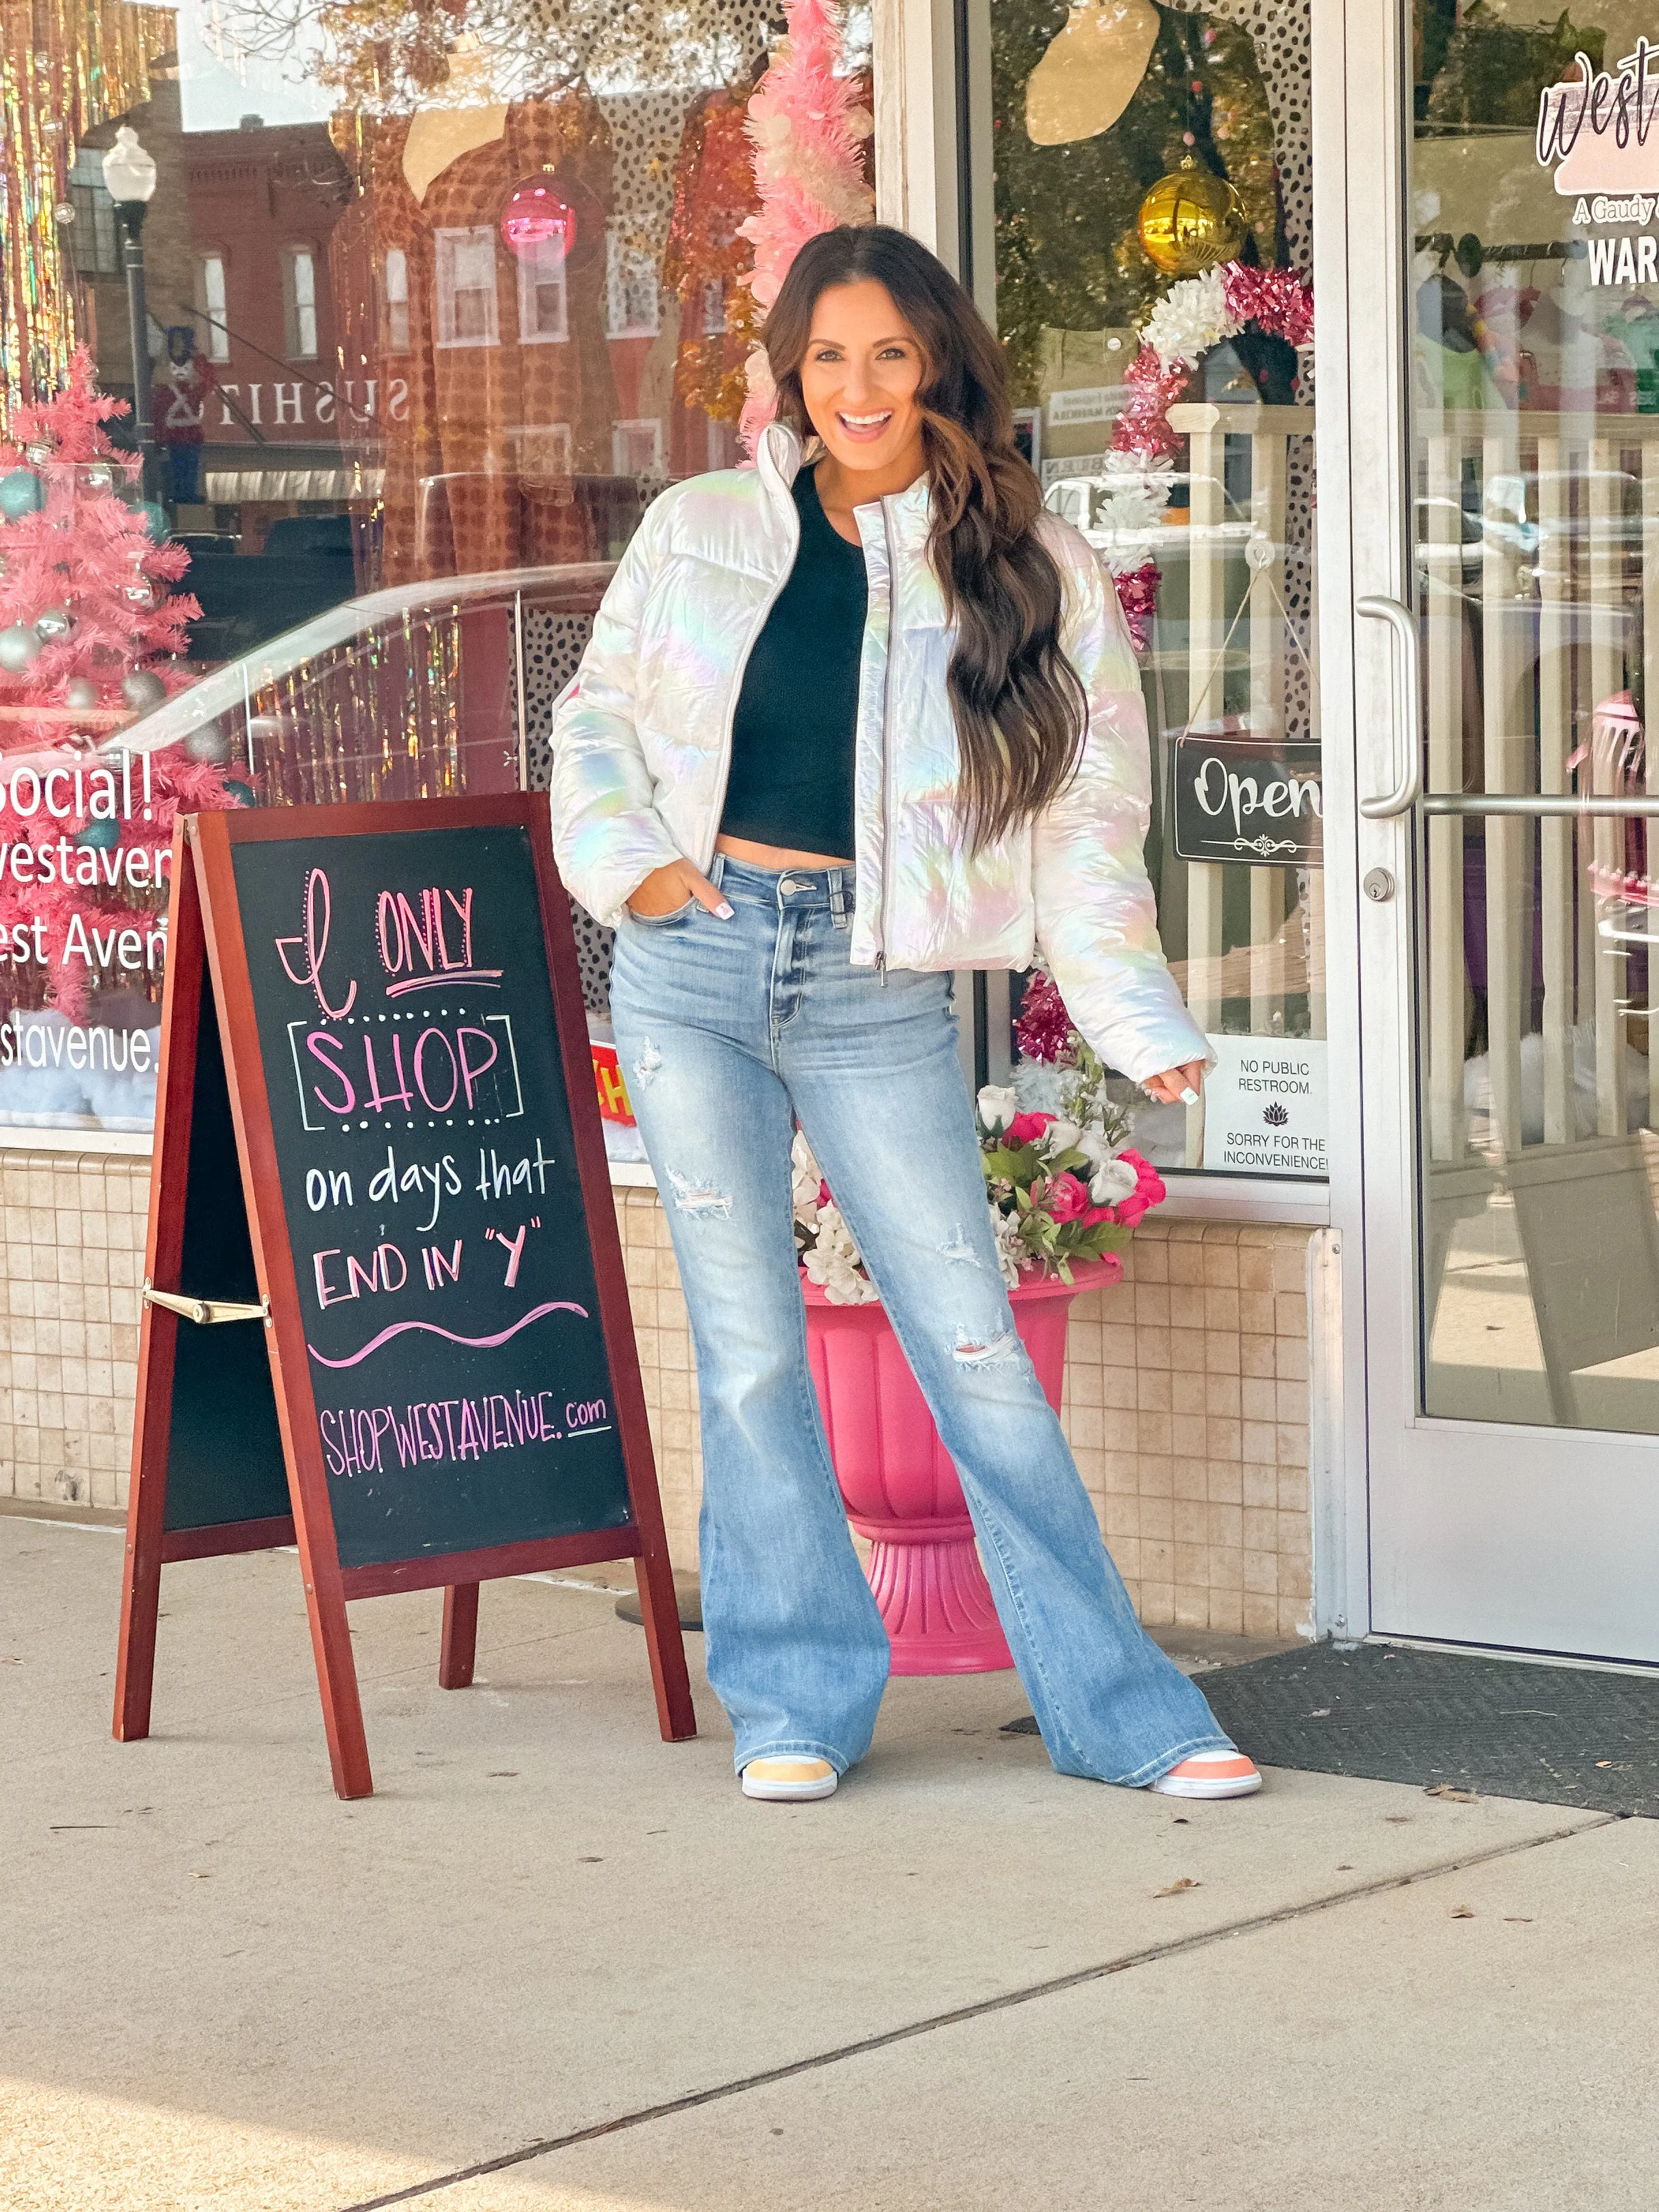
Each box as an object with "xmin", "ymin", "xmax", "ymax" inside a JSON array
[
  {"xmin": 0, "ymin": 1151, "xmax": 145, "ymax": 1513},
  {"xmin": 1, "ymin": 1155, "xmax": 1316, "ymax": 1640}
]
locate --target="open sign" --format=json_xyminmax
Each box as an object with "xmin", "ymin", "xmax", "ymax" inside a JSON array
[{"xmin": 1171, "ymin": 737, "xmax": 1323, "ymax": 867}]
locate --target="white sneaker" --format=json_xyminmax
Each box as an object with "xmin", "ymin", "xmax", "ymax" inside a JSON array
[
  {"xmin": 1150, "ymin": 1750, "xmax": 1263, "ymax": 1799},
  {"xmin": 741, "ymin": 1757, "xmax": 839, "ymax": 1801}
]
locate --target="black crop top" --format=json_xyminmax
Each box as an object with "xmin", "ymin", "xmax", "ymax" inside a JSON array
[{"xmin": 719, "ymin": 465, "xmax": 866, "ymax": 861}]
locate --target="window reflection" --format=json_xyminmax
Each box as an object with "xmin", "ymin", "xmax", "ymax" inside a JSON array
[
  {"xmin": 982, "ymin": 0, "xmax": 1320, "ymax": 1177},
  {"xmin": 1412, "ymin": 3, "xmax": 1659, "ymax": 1433},
  {"xmin": 0, "ymin": 0, "xmax": 872, "ymax": 1136}
]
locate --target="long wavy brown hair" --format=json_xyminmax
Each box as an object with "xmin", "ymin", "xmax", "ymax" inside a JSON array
[{"xmin": 762, "ymin": 225, "xmax": 1087, "ymax": 848}]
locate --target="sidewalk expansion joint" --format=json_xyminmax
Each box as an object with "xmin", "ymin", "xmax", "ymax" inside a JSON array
[{"xmin": 342, "ymin": 1811, "xmax": 1619, "ymax": 2209}]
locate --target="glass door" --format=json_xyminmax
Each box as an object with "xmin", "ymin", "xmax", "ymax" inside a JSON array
[{"xmin": 1351, "ymin": 0, "xmax": 1659, "ymax": 1662}]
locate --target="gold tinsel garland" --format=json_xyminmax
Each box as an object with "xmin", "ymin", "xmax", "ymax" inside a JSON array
[{"xmin": 0, "ymin": 0, "xmax": 173, "ymax": 430}]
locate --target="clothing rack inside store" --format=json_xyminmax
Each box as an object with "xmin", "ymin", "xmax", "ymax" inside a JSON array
[{"xmin": 1415, "ymin": 235, "xmax": 1585, "ymax": 265}]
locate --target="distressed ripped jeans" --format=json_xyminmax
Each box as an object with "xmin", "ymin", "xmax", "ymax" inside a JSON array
[{"xmin": 608, "ymin": 854, "xmax": 1234, "ymax": 1785}]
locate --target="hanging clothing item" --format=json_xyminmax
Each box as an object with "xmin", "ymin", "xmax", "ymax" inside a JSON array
[
  {"xmin": 1608, "ymin": 302, "xmax": 1659, "ymax": 411},
  {"xmin": 1413, "ymin": 272, "xmax": 1500, "ymax": 411},
  {"xmin": 369, "ymin": 86, "xmax": 618, "ymax": 584},
  {"xmin": 1518, "ymin": 285, "xmax": 1635, "ymax": 415},
  {"xmin": 1470, "ymin": 281, "xmax": 1525, "ymax": 404}
]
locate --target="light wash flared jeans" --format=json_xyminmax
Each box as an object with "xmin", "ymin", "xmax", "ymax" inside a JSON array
[{"xmin": 608, "ymin": 855, "xmax": 1235, "ymax": 1785}]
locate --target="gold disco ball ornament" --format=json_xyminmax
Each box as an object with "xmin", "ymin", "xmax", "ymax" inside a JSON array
[{"xmin": 1137, "ymin": 156, "xmax": 1247, "ymax": 277}]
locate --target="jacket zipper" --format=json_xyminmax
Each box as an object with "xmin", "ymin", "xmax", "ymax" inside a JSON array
[{"xmin": 875, "ymin": 489, "xmax": 898, "ymax": 982}]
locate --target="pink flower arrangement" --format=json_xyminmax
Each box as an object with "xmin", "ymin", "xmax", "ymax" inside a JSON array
[
  {"xmin": 793, "ymin": 969, "xmax": 1168, "ymax": 1303},
  {"xmin": 973, "ymin": 1100, "xmax": 1164, "ymax": 1282}
]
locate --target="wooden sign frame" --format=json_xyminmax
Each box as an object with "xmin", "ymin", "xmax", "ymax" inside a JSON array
[{"xmin": 114, "ymin": 795, "xmax": 694, "ymax": 1797}]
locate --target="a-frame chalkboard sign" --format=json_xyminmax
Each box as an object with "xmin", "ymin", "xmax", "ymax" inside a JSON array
[{"xmin": 114, "ymin": 796, "xmax": 694, "ymax": 1797}]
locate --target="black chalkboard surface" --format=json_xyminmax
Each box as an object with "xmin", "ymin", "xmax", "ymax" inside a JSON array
[
  {"xmin": 161, "ymin": 971, "xmax": 289, "ymax": 1535},
  {"xmin": 231, "ymin": 823, "xmax": 632, "ymax": 1568},
  {"xmin": 115, "ymin": 796, "xmax": 692, "ymax": 1799}
]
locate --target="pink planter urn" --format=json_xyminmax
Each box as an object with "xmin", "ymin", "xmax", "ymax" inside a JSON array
[{"xmin": 802, "ymin": 1255, "xmax": 1120, "ymax": 1675}]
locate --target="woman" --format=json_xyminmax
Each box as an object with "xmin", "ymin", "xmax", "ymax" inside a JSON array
[{"xmin": 550, "ymin": 224, "xmax": 1260, "ymax": 1806}]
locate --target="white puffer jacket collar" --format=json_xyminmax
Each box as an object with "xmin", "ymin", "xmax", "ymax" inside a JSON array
[{"xmin": 548, "ymin": 422, "xmax": 1207, "ymax": 1084}]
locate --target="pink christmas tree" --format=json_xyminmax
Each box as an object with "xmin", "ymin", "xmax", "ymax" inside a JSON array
[
  {"xmin": 738, "ymin": 0, "xmax": 875, "ymax": 454},
  {"xmin": 0, "ymin": 349, "xmax": 241, "ymax": 1019}
]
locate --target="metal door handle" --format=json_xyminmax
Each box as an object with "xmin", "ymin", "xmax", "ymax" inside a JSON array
[{"xmin": 1357, "ymin": 594, "xmax": 1423, "ymax": 819}]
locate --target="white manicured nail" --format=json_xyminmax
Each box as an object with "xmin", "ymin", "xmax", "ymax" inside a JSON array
[
  {"xmin": 1179, "ymin": 1086, "xmax": 1201, "ymax": 1106},
  {"xmin": 716, "ymin": 900, "xmax": 735, "ymax": 919}
]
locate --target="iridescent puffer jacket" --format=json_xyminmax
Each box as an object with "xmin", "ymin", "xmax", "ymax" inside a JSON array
[{"xmin": 548, "ymin": 421, "xmax": 1207, "ymax": 1083}]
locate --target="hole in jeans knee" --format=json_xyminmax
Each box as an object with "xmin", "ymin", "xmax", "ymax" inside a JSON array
[
  {"xmin": 667, "ymin": 1165, "xmax": 733, "ymax": 1220},
  {"xmin": 939, "ymin": 1227, "xmax": 982, "ymax": 1268},
  {"xmin": 952, "ymin": 1327, "xmax": 1020, "ymax": 1368}
]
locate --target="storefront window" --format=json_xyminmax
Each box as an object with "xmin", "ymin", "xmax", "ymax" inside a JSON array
[
  {"xmin": 1411, "ymin": 5, "xmax": 1659, "ymax": 1432},
  {"xmin": 0, "ymin": 0, "xmax": 871, "ymax": 1141},
  {"xmin": 978, "ymin": 0, "xmax": 1321, "ymax": 1179}
]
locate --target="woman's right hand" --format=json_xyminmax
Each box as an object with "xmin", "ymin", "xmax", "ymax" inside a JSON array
[{"xmin": 626, "ymin": 859, "xmax": 733, "ymax": 919}]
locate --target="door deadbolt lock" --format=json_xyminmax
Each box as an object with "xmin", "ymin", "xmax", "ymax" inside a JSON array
[{"xmin": 1362, "ymin": 866, "xmax": 1396, "ymax": 903}]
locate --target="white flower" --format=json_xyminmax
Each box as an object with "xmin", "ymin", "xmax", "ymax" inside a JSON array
[
  {"xmin": 1089, "ymin": 1155, "xmax": 1139, "ymax": 1205},
  {"xmin": 1045, "ymin": 1118, "xmax": 1085, "ymax": 1157},
  {"xmin": 1069, "ymin": 1126, "xmax": 1113, "ymax": 1173},
  {"xmin": 989, "ymin": 1202, "xmax": 1027, "ymax": 1290},
  {"xmin": 977, "ymin": 1083, "xmax": 1020, "ymax": 1134},
  {"xmin": 803, "ymin": 1206, "xmax": 878, "ymax": 1304},
  {"xmin": 791, "ymin": 1128, "xmax": 826, "ymax": 1224}
]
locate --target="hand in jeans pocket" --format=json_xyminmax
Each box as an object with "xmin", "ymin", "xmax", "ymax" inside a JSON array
[{"xmin": 626, "ymin": 859, "xmax": 733, "ymax": 921}]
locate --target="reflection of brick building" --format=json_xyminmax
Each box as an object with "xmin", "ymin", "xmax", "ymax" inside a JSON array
[
  {"xmin": 76, "ymin": 87, "xmax": 356, "ymax": 520},
  {"xmin": 180, "ymin": 121, "xmax": 353, "ymax": 458}
]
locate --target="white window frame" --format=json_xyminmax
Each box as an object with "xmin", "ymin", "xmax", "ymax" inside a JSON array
[
  {"xmin": 606, "ymin": 224, "xmax": 661, "ymax": 340},
  {"xmin": 515, "ymin": 236, "xmax": 569, "ymax": 346},
  {"xmin": 523, "ymin": 421, "xmax": 573, "ymax": 477},
  {"xmin": 282, "ymin": 244, "xmax": 320, "ymax": 362},
  {"xmin": 612, "ymin": 417, "xmax": 663, "ymax": 477},
  {"xmin": 196, "ymin": 252, "xmax": 231, "ymax": 361},
  {"xmin": 435, "ymin": 226, "xmax": 500, "ymax": 350},
  {"xmin": 383, "ymin": 247, "xmax": 410, "ymax": 355}
]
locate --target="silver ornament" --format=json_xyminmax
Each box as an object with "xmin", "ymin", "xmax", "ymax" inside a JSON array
[
  {"xmin": 0, "ymin": 622, "xmax": 42, "ymax": 673},
  {"xmin": 54, "ymin": 200, "xmax": 76, "ymax": 226},
  {"xmin": 25, "ymin": 443, "xmax": 53, "ymax": 467},
  {"xmin": 121, "ymin": 668, "xmax": 167, "ymax": 711},
  {"xmin": 34, "ymin": 606, "xmax": 73, "ymax": 640},
  {"xmin": 82, "ymin": 464, "xmax": 113, "ymax": 492},
  {"xmin": 123, "ymin": 583, "xmax": 156, "ymax": 608},
  {"xmin": 186, "ymin": 718, "xmax": 233, "ymax": 764},
  {"xmin": 64, "ymin": 677, "xmax": 100, "ymax": 709}
]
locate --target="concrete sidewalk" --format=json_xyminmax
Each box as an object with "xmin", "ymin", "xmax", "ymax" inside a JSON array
[{"xmin": 3, "ymin": 1511, "xmax": 1653, "ymax": 2212}]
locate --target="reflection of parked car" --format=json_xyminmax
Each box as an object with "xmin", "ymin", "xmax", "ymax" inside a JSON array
[
  {"xmin": 1043, "ymin": 469, "xmax": 1256, "ymax": 566},
  {"xmin": 1415, "ymin": 469, "xmax": 1642, "ymax": 600},
  {"xmin": 186, "ymin": 512, "xmax": 360, "ymax": 662}
]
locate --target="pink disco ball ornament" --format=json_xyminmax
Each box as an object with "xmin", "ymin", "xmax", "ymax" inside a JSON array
[{"xmin": 499, "ymin": 177, "xmax": 576, "ymax": 260}]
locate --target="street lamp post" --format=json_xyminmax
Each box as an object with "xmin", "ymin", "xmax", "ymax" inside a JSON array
[{"xmin": 101, "ymin": 126, "xmax": 160, "ymax": 506}]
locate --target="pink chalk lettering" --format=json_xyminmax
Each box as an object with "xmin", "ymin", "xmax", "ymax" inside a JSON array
[{"xmin": 275, "ymin": 868, "xmax": 357, "ymax": 1018}]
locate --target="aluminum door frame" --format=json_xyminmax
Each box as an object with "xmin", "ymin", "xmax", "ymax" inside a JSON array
[{"xmin": 1320, "ymin": 0, "xmax": 1659, "ymax": 1663}]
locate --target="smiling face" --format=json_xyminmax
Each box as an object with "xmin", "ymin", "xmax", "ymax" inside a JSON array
[{"xmin": 796, "ymin": 279, "xmax": 928, "ymax": 482}]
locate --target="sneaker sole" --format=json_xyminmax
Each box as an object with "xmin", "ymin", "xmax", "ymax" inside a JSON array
[
  {"xmin": 741, "ymin": 1772, "xmax": 839, "ymax": 1801},
  {"xmin": 1150, "ymin": 1771, "xmax": 1263, "ymax": 1799}
]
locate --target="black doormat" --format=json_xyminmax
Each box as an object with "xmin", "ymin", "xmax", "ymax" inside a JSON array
[{"xmin": 1003, "ymin": 1642, "xmax": 1659, "ymax": 1816}]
